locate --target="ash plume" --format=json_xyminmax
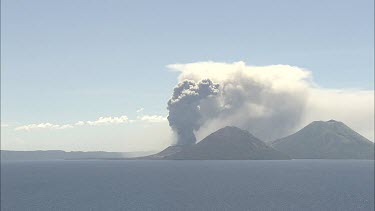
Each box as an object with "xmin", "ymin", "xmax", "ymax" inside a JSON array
[
  {"xmin": 167, "ymin": 79, "xmax": 220, "ymax": 145},
  {"xmin": 167, "ymin": 61, "xmax": 310, "ymax": 142},
  {"xmin": 166, "ymin": 61, "xmax": 374, "ymax": 143}
]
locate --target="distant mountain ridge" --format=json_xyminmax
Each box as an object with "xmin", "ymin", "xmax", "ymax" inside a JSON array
[
  {"xmin": 146, "ymin": 126, "xmax": 290, "ymax": 160},
  {"xmin": 1, "ymin": 150, "xmax": 156, "ymax": 161},
  {"xmin": 272, "ymin": 120, "xmax": 374, "ymax": 159},
  {"xmin": 4, "ymin": 120, "xmax": 372, "ymax": 161}
]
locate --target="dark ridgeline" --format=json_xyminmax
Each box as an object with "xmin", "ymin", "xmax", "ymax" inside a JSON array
[
  {"xmin": 0, "ymin": 150, "xmax": 156, "ymax": 161},
  {"xmin": 146, "ymin": 126, "xmax": 290, "ymax": 160},
  {"xmin": 271, "ymin": 120, "xmax": 374, "ymax": 159}
]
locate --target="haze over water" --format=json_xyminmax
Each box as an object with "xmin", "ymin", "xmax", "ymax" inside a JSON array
[{"xmin": 1, "ymin": 160, "xmax": 374, "ymax": 211}]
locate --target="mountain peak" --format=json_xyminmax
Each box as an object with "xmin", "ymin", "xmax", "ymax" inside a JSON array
[
  {"xmin": 327, "ymin": 119, "xmax": 338, "ymax": 123},
  {"xmin": 214, "ymin": 126, "xmax": 251, "ymax": 136},
  {"xmin": 272, "ymin": 120, "xmax": 374, "ymax": 159},
  {"xmin": 311, "ymin": 119, "xmax": 343, "ymax": 125},
  {"xmin": 303, "ymin": 120, "xmax": 349, "ymax": 133},
  {"xmin": 147, "ymin": 126, "xmax": 289, "ymax": 160},
  {"xmin": 217, "ymin": 126, "xmax": 247, "ymax": 133},
  {"xmin": 223, "ymin": 126, "xmax": 243, "ymax": 129}
]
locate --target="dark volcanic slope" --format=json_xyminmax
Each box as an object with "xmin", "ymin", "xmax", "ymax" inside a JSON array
[
  {"xmin": 151, "ymin": 126, "xmax": 289, "ymax": 160},
  {"xmin": 143, "ymin": 145, "xmax": 188, "ymax": 159},
  {"xmin": 272, "ymin": 120, "xmax": 374, "ymax": 159}
]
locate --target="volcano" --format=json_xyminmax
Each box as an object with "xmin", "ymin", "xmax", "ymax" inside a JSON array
[
  {"xmin": 147, "ymin": 126, "xmax": 289, "ymax": 160},
  {"xmin": 271, "ymin": 120, "xmax": 374, "ymax": 159}
]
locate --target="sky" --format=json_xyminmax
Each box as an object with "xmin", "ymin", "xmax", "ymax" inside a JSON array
[{"xmin": 1, "ymin": 0, "xmax": 374, "ymax": 151}]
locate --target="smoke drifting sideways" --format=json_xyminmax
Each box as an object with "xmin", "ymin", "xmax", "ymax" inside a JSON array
[
  {"xmin": 167, "ymin": 61, "xmax": 311, "ymax": 143},
  {"xmin": 167, "ymin": 79, "xmax": 220, "ymax": 145}
]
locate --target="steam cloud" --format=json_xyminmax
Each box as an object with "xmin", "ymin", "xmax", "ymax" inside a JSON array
[
  {"xmin": 167, "ymin": 61, "xmax": 310, "ymax": 142},
  {"xmin": 167, "ymin": 61, "xmax": 374, "ymax": 143},
  {"xmin": 167, "ymin": 79, "xmax": 220, "ymax": 145},
  {"xmin": 167, "ymin": 62, "xmax": 310, "ymax": 142}
]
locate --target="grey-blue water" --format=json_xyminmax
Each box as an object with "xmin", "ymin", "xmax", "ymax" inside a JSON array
[{"xmin": 1, "ymin": 160, "xmax": 374, "ymax": 211}]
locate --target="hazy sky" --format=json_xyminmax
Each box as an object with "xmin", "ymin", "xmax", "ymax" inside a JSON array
[{"xmin": 1, "ymin": 0, "xmax": 374, "ymax": 151}]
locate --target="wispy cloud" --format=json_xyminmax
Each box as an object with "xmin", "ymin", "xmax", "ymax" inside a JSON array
[
  {"xmin": 75, "ymin": 121, "xmax": 85, "ymax": 126},
  {"xmin": 136, "ymin": 108, "xmax": 144, "ymax": 113},
  {"xmin": 14, "ymin": 114, "xmax": 166, "ymax": 131},
  {"xmin": 137, "ymin": 115, "xmax": 167, "ymax": 123},
  {"xmin": 1, "ymin": 123, "xmax": 10, "ymax": 127},
  {"xmin": 15, "ymin": 123, "xmax": 73, "ymax": 131},
  {"xmin": 85, "ymin": 116, "xmax": 129, "ymax": 126}
]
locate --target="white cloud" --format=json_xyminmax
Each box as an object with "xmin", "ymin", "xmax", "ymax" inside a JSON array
[
  {"xmin": 1, "ymin": 123, "xmax": 9, "ymax": 127},
  {"xmin": 59, "ymin": 124, "xmax": 74, "ymax": 129},
  {"xmin": 137, "ymin": 115, "xmax": 167, "ymax": 123},
  {"xmin": 86, "ymin": 116, "xmax": 129, "ymax": 126},
  {"xmin": 136, "ymin": 108, "xmax": 144, "ymax": 113},
  {"xmin": 15, "ymin": 123, "xmax": 73, "ymax": 131},
  {"xmin": 13, "ymin": 114, "xmax": 167, "ymax": 131},
  {"xmin": 75, "ymin": 121, "xmax": 85, "ymax": 126}
]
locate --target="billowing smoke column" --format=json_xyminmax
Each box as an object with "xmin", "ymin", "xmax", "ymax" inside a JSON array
[
  {"xmin": 166, "ymin": 61, "xmax": 374, "ymax": 143},
  {"xmin": 167, "ymin": 79, "xmax": 220, "ymax": 145},
  {"xmin": 167, "ymin": 61, "xmax": 311, "ymax": 142}
]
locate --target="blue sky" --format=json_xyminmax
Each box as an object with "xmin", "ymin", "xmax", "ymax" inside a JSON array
[{"xmin": 1, "ymin": 0, "xmax": 374, "ymax": 151}]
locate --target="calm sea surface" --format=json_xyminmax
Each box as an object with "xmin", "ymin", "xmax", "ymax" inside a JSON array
[{"xmin": 1, "ymin": 160, "xmax": 374, "ymax": 211}]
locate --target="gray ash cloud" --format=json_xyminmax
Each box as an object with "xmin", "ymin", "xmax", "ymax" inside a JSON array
[{"xmin": 167, "ymin": 79, "xmax": 219, "ymax": 145}]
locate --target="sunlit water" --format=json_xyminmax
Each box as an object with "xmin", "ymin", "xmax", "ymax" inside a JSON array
[{"xmin": 1, "ymin": 160, "xmax": 374, "ymax": 211}]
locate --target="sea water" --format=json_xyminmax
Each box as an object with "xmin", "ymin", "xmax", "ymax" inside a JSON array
[{"xmin": 1, "ymin": 160, "xmax": 374, "ymax": 211}]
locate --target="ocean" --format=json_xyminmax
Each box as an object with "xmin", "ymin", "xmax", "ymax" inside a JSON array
[{"xmin": 1, "ymin": 160, "xmax": 374, "ymax": 211}]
